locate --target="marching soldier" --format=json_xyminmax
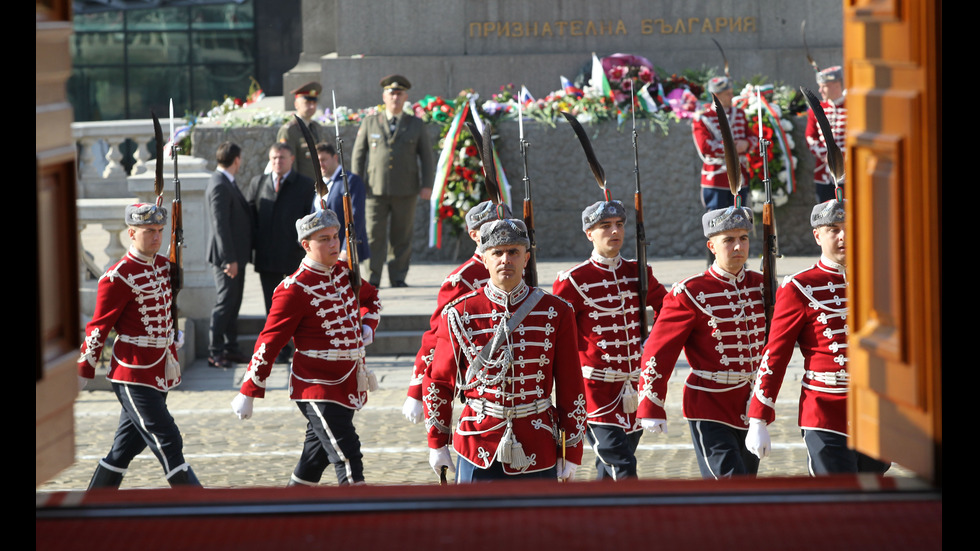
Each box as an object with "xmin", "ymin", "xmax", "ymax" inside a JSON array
[
  {"xmin": 402, "ymin": 200, "xmax": 512, "ymax": 423},
  {"xmin": 552, "ymin": 200, "xmax": 667, "ymax": 480},
  {"xmin": 806, "ymin": 67, "xmax": 847, "ymax": 203},
  {"xmin": 637, "ymin": 206, "xmax": 766, "ymax": 478},
  {"xmin": 692, "ymin": 77, "xmax": 756, "ymax": 212},
  {"xmin": 424, "ymin": 219, "xmax": 586, "ymax": 482},
  {"xmin": 745, "ymin": 198, "xmax": 889, "ymax": 475},
  {"xmin": 79, "ymin": 203, "xmax": 200, "ymax": 489},
  {"xmin": 278, "ymin": 81, "xmax": 324, "ymax": 181},
  {"xmin": 231, "ymin": 209, "xmax": 381, "ymax": 486}
]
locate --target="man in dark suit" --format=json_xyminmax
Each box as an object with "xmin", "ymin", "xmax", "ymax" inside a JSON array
[
  {"xmin": 206, "ymin": 141, "xmax": 253, "ymax": 368},
  {"xmin": 248, "ymin": 143, "xmax": 316, "ymax": 314},
  {"xmin": 351, "ymin": 74, "xmax": 434, "ymax": 288},
  {"xmin": 312, "ymin": 141, "xmax": 369, "ymax": 263}
]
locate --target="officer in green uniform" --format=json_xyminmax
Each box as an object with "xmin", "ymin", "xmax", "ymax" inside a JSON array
[
  {"xmin": 351, "ymin": 75, "xmax": 434, "ymax": 287},
  {"xmin": 277, "ymin": 81, "xmax": 323, "ymax": 181}
]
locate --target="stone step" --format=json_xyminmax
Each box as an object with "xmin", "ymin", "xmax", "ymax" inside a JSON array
[{"xmin": 235, "ymin": 314, "xmax": 429, "ymax": 357}]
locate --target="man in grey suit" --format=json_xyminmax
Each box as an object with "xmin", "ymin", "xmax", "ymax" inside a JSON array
[
  {"xmin": 351, "ymin": 74, "xmax": 434, "ymax": 288},
  {"xmin": 248, "ymin": 143, "xmax": 316, "ymax": 313},
  {"xmin": 206, "ymin": 142, "xmax": 253, "ymax": 368}
]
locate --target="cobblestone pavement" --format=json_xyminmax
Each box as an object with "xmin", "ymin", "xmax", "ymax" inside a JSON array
[
  {"xmin": 43, "ymin": 257, "xmax": 914, "ymax": 490},
  {"xmin": 41, "ymin": 353, "xmax": 913, "ymax": 490}
]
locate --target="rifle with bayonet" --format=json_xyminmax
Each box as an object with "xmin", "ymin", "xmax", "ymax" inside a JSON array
[
  {"xmin": 295, "ymin": 99, "xmax": 362, "ymax": 313},
  {"xmin": 756, "ymin": 89, "xmax": 779, "ymax": 335},
  {"xmin": 629, "ymin": 89, "xmax": 650, "ymax": 342},
  {"xmin": 163, "ymin": 101, "xmax": 184, "ymax": 331},
  {"xmin": 517, "ymin": 96, "xmax": 538, "ymax": 287},
  {"xmin": 331, "ymin": 92, "xmax": 362, "ymax": 304}
]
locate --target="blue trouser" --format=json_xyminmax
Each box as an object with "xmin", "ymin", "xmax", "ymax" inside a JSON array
[
  {"xmin": 701, "ymin": 186, "xmax": 750, "ymax": 211},
  {"xmin": 456, "ymin": 457, "xmax": 558, "ymax": 483}
]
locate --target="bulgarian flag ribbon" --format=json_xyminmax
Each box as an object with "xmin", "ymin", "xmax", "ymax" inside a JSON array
[
  {"xmin": 428, "ymin": 105, "xmax": 469, "ymax": 248},
  {"xmin": 591, "ymin": 52, "xmax": 613, "ymax": 101},
  {"xmin": 755, "ymin": 88, "xmax": 797, "ymax": 193},
  {"xmin": 427, "ymin": 95, "xmax": 512, "ymax": 248}
]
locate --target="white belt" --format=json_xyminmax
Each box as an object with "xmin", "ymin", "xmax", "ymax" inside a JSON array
[
  {"xmin": 582, "ymin": 366, "xmax": 635, "ymax": 383},
  {"xmin": 298, "ymin": 348, "xmax": 365, "ymax": 361},
  {"xmin": 691, "ymin": 369, "xmax": 755, "ymax": 384},
  {"xmin": 466, "ymin": 397, "xmax": 552, "ymax": 420},
  {"xmin": 805, "ymin": 369, "xmax": 849, "ymax": 386},
  {"xmin": 117, "ymin": 333, "xmax": 171, "ymax": 349}
]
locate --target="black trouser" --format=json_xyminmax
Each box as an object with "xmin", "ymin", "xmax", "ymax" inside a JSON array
[
  {"xmin": 689, "ymin": 420, "xmax": 760, "ymax": 479},
  {"xmin": 587, "ymin": 423, "xmax": 642, "ymax": 481},
  {"xmin": 102, "ymin": 383, "xmax": 191, "ymax": 481},
  {"xmin": 803, "ymin": 429, "xmax": 891, "ymax": 476},
  {"xmin": 291, "ymin": 402, "xmax": 363, "ymax": 485}
]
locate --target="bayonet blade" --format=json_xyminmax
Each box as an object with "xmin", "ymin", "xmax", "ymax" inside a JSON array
[{"xmin": 151, "ymin": 111, "xmax": 164, "ymax": 199}]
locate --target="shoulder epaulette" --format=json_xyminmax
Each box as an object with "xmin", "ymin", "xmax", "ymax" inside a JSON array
[
  {"xmin": 556, "ymin": 259, "xmax": 589, "ymax": 282},
  {"xmin": 441, "ymin": 288, "xmax": 481, "ymax": 315}
]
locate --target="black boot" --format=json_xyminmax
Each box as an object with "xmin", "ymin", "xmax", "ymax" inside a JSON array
[
  {"xmin": 87, "ymin": 462, "xmax": 124, "ymax": 490},
  {"xmin": 167, "ymin": 465, "xmax": 202, "ymax": 487}
]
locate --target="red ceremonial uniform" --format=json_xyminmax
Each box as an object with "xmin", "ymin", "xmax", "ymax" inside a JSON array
[
  {"xmin": 806, "ymin": 97, "xmax": 847, "ymax": 186},
  {"xmin": 408, "ymin": 251, "xmax": 489, "ymax": 401},
  {"xmin": 78, "ymin": 247, "xmax": 180, "ymax": 390},
  {"xmin": 749, "ymin": 258, "xmax": 849, "ymax": 435},
  {"xmin": 424, "ymin": 281, "xmax": 587, "ymax": 475},
  {"xmin": 638, "ymin": 265, "xmax": 766, "ymax": 428},
  {"xmin": 552, "ymin": 253, "xmax": 667, "ymax": 430},
  {"xmin": 692, "ymin": 104, "xmax": 757, "ymax": 191},
  {"xmin": 240, "ymin": 257, "xmax": 381, "ymax": 409}
]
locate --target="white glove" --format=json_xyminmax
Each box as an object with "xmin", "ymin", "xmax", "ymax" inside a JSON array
[
  {"xmin": 556, "ymin": 458, "xmax": 579, "ymax": 482},
  {"xmin": 78, "ymin": 376, "xmax": 89, "ymax": 391},
  {"xmin": 402, "ymin": 396, "xmax": 424, "ymax": 424},
  {"xmin": 231, "ymin": 393, "xmax": 254, "ymax": 420},
  {"xmin": 641, "ymin": 418, "xmax": 668, "ymax": 435},
  {"xmin": 429, "ymin": 446, "xmax": 455, "ymax": 476},
  {"xmin": 175, "ymin": 330, "xmax": 185, "ymax": 350},
  {"xmin": 361, "ymin": 325, "xmax": 374, "ymax": 346},
  {"xmin": 746, "ymin": 418, "xmax": 771, "ymax": 459}
]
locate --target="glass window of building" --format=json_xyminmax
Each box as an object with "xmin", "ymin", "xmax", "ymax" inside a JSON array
[{"xmin": 69, "ymin": 0, "xmax": 256, "ymax": 121}]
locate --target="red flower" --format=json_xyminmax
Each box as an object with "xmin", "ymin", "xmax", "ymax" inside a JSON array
[{"xmin": 439, "ymin": 205, "xmax": 455, "ymax": 219}]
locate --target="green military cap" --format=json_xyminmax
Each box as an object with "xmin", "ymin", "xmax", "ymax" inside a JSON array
[
  {"xmin": 380, "ymin": 74, "xmax": 411, "ymax": 91},
  {"xmin": 291, "ymin": 81, "xmax": 323, "ymax": 100}
]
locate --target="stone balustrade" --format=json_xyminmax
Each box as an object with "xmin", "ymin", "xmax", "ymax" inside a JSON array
[{"xmin": 72, "ymin": 118, "xmax": 187, "ymax": 199}]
